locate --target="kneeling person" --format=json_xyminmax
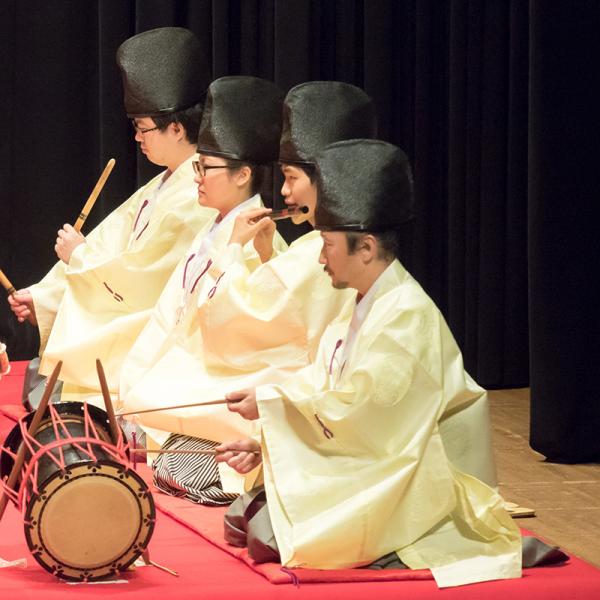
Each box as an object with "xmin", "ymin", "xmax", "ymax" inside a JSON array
[
  {"xmin": 218, "ymin": 140, "xmax": 523, "ymax": 587},
  {"xmin": 9, "ymin": 28, "xmax": 214, "ymax": 407}
]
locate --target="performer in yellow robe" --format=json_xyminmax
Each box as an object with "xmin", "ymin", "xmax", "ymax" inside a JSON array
[
  {"xmin": 118, "ymin": 76, "xmax": 289, "ymax": 501},
  {"xmin": 7, "ymin": 28, "xmax": 215, "ymax": 405},
  {"xmin": 217, "ymin": 81, "xmax": 496, "ymax": 490},
  {"xmin": 222, "ymin": 83, "xmax": 496, "ymax": 491},
  {"xmin": 218, "ymin": 140, "xmax": 522, "ymax": 587},
  {"xmin": 199, "ymin": 82, "xmax": 376, "ymax": 375},
  {"xmin": 120, "ymin": 83, "xmax": 378, "ymax": 499}
]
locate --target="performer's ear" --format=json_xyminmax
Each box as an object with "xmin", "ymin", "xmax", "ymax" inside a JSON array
[
  {"xmin": 360, "ymin": 234, "xmax": 378, "ymax": 264},
  {"xmin": 170, "ymin": 121, "xmax": 185, "ymax": 141},
  {"xmin": 233, "ymin": 165, "xmax": 252, "ymax": 188}
]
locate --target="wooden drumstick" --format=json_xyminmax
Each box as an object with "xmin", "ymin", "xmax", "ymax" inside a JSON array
[
  {"xmin": 0, "ymin": 269, "xmax": 16, "ymax": 296},
  {"xmin": 73, "ymin": 158, "xmax": 116, "ymax": 232},
  {"xmin": 0, "ymin": 361, "xmax": 62, "ymax": 522},
  {"xmin": 140, "ymin": 549, "xmax": 178, "ymax": 577},
  {"xmin": 96, "ymin": 359, "xmax": 121, "ymax": 445},
  {"xmin": 129, "ymin": 448, "xmax": 260, "ymax": 456},
  {"xmin": 119, "ymin": 398, "xmax": 231, "ymax": 418}
]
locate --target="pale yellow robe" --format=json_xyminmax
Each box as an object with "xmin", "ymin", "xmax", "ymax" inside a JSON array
[
  {"xmin": 30, "ymin": 156, "xmax": 216, "ymax": 399},
  {"xmin": 255, "ymin": 260, "xmax": 521, "ymax": 586},
  {"xmin": 119, "ymin": 229, "xmax": 351, "ymax": 492}
]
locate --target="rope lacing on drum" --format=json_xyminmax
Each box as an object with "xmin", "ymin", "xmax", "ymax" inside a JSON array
[
  {"xmin": 0, "ymin": 444, "xmax": 20, "ymax": 502},
  {"xmin": 14, "ymin": 402, "xmax": 129, "ymax": 514},
  {"xmin": 0, "ymin": 471, "xmax": 19, "ymax": 504}
]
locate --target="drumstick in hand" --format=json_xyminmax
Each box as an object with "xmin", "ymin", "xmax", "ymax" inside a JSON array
[
  {"xmin": 118, "ymin": 398, "xmax": 231, "ymax": 418},
  {"xmin": 0, "ymin": 361, "xmax": 62, "ymax": 522},
  {"xmin": 73, "ymin": 158, "xmax": 116, "ymax": 232},
  {"xmin": 129, "ymin": 448, "xmax": 260, "ymax": 456},
  {"xmin": 0, "ymin": 269, "xmax": 16, "ymax": 296}
]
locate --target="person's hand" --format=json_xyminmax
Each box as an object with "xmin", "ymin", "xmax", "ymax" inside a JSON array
[
  {"xmin": 215, "ymin": 438, "xmax": 262, "ymax": 474},
  {"xmin": 55, "ymin": 224, "xmax": 85, "ymax": 264},
  {"xmin": 7, "ymin": 289, "xmax": 37, "ymax": 325},
  {"xmin": 253, "ymin": 218, "xmax": 276, "ymax": 264},
  {"xmin": 226, "ymin": 388, "xmax": 259, "ymax": 420},
  {"xmin": 228, "ymin": 208, "xmax": 275, "ymax": 262}
]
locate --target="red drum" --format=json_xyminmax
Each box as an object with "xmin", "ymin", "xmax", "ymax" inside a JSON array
[{"xmin": 0, "ymin": 402, "xmax": 155, "ymax": 581}]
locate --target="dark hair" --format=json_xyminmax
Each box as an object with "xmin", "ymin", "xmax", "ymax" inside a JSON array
[
  {"xmin": 345, "ymin": 229, "xmax": 402, "ymax": 261},
  {"xmin": 298, "ymin": 163, "xmax": 316, "ymax": 183},
  {"xmin": 152, "ymin": 100, "xmax": 204, "ymax": 144},
  {"xmin": 280, "ymin": 162, "xmax": 316, "ymax": 184},
  {"xmin": 224, "ymin": 158, "xmax": 269, "ymax": 199}
]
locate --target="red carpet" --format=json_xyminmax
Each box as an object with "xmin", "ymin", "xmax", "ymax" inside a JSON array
[
  {"xmin": 2, "ymin": 361, "xmax": 600, "ymax": 598},
  {"xmin": 147, "ymin": 472, "xmax": 434, "ymax": 584}
]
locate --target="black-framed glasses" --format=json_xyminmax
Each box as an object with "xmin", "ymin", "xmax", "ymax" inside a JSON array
[
  {"xmin": 131, "ymin": 120, "xmax": 160, "ymax": 135},
  {"xmin": 192, "ymin": 161, "xmax": 231, "ymax": 177}
]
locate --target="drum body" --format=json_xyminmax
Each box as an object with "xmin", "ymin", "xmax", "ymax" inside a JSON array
[{"xmin": 0, "ymin": 402, "xmax": 155, "ymax": 581}]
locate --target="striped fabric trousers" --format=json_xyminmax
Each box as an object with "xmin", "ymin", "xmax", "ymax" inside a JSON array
[{"xmin": 152, "ymin": 434, "xmax": 239, "ymax": 506}]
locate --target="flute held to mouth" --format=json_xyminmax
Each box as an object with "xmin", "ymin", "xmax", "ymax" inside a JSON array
[{"xmin": 251, "ymin": 205, "xmax": 309, "ymax": 223}]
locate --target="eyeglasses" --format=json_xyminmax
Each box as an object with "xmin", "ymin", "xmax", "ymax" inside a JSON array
[
  {"xmin": 192, "ymin": 161, "xmax": 231, "ymax": 177},
  {"xmin": 131, "ymin": 120, "xmax": 160, "ymax": 135}
]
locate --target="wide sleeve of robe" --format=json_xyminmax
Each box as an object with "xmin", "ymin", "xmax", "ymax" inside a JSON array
[{"xmin": 34, "ymin": 158, "xmax": 216, "ymax": 392}]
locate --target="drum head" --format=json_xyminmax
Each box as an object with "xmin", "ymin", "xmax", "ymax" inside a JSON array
[{"xmin": 24, "ymin": 460, "xmax": 155, "ymax": 581}]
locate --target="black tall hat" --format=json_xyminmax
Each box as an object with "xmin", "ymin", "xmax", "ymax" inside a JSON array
[
  {"xmin": 116, "ymin": 27, "xmax": 210, "ymax": 118},
  {"xmin": 197, "ymin": 77, "xmax": 284, "ymax": 163},
  {"xmin": 314, "ymin": 139, "xmax": 414, "ymax": 232},
  {"xmin": 279, "ymin": 81, "xmax": 377, "ymax": 165}
]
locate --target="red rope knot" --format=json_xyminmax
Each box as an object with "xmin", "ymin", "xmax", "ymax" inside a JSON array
[{"xmin": 1, "ymin": 445, "xmax": 17, "ymax": 460}]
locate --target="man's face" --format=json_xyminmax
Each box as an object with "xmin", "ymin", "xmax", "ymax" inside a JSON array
[
  {"xmin": 132, "ymin": 117, "xmax": 171, "ymax": 167},
  {"xmin": 319, "ymin": 231, "xmax": 363, "ymax": 290},
  {"xmin": 280, "ymin": 164, "xmax": 316, "ymax": 225}
]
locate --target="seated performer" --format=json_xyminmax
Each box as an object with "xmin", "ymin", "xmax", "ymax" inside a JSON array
[
  {"xmin": 217, "ymin": 140, "xmax": 524, "ymax": 586},
  {"xmin": 7, "ymin": 27, "xmax": 215, "ymax": 408},
  {"xmin": 119, "ymin": 81, "xmax": 377, "ymax": 503},
  {"xmin": 229, "ymin": 82, "xmax": 496, "ymax": 488},
  {"xmin": 118, "ymin": 76, "xmax": 288, "ymax": 503}
]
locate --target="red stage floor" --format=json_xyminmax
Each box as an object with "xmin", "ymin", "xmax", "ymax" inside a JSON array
[{"xmin": 2, "ymin": 361, "xmax": 600, "ymax": 599}]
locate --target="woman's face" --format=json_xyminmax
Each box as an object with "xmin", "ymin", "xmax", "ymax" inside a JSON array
[
  {"xmin": 195, "ymin": 154, "xmax": 248, "ymax": 214},
  {"xmin": 280, "ymin": 164, "xmax": 317, "ymax": 225}
]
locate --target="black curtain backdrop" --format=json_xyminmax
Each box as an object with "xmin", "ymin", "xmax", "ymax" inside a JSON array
[
  {"xmin": 528, "ymin": 2, "xmax": 600, "ymax": 462},
  {"xmin": 0, "ymin": 1, "xmax": 597, "ymax": 460}
]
